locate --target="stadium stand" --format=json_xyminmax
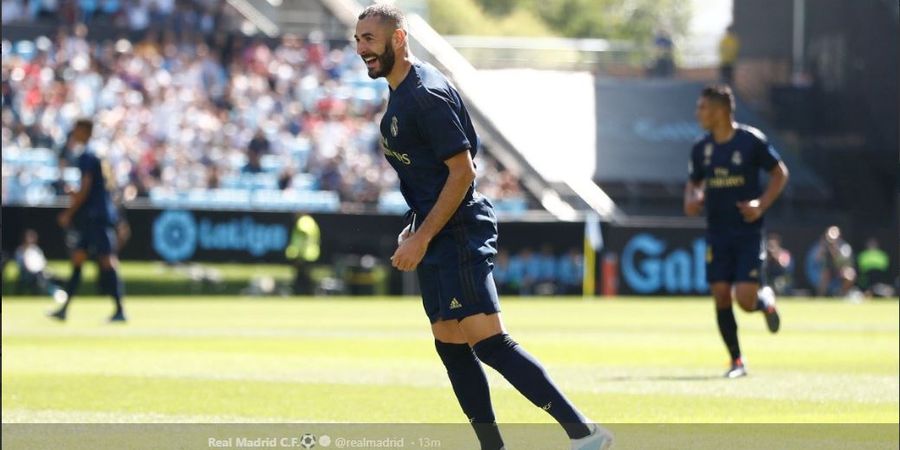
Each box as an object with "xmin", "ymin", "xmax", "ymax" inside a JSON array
[{"xmin": 1, "ymin": 9, "xmax": 532, "ymax": 214}]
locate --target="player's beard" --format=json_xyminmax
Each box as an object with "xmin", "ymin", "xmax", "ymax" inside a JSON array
[{"xmin": 365, "ymin": 43, "xmax": 395, "ymax": 79}]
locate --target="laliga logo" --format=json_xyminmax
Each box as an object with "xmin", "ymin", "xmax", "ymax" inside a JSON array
[
  {"xmin": 153, "ymin": 210, "xmax": 197, "ymax": 262},
  {"xmin": 153, "ymin": 210, "xmax": 288, "ymax": 262}
]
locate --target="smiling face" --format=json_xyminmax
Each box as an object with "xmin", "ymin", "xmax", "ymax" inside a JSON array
[{"xmin": 354, "ymin": 16, "xmax": 398, "ymax": 79}]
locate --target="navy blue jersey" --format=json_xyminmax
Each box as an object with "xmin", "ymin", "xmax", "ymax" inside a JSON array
[
  {"xmin": 380, "ymin": 62, "xmax": 479, "ymax": 218},
  {"xmin": 688, "ymin": 124, "xmax": 781, "ymax": 234},
  {"xmin": 75, "ymin": 150, "xmax": 117, "ymax": 226}
]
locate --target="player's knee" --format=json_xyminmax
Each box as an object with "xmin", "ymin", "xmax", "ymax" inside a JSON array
[
  {"xmin": 98, "ymin": 255, "xmax": 117, "ymax": 270},
  {"xmin": 711, "ymin": 289, "xmax": 732, "ymax": 308},
  {"xmin": 471, "ymin": 333, "xmax": 516, "ymax": 368},
  {"xmin": 431, "ymin": 321, "xmax": 466, "ymax": 344},
  {"xmin": 434, "ymin": 339, "xmax": 477, "ymax": 371},
  {"xmin": 72, "ymin": 251, "xmax": 88, "ymax": 266},
  {"xmin": 734, "ymin": 286, "xmax": 758, "ymax": 311}
]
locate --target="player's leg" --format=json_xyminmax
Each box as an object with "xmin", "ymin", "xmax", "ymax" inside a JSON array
[
  {"xmin": 711, "ymin": 282, "xmax": 745, "ymax": 377},
  {"xmin": 97, "ymin": 226, "xmax": 125, "ymax": 321},
  {"xmin": 460, "ymin": 312, "xmax": 596, "ymax": 441},
  {"xmin": 733, "ymin": 234, "xmax": 779, "ymax": 333},
  {"xmin": 707, "ymin": 235, "xmax": 745, "ymax": 376},
  {"xmin": 441, "ymin": 201, "xmax": 609, "ymax": 449},
  {"xmin": 97, "ymin": 254, "xmax": 125, "ymax": 321},
  {"xmin": 431, "ymin": 319, "xmax": 504, "ymax": 450},
  {"xmin": 420, "ymin": 263, "xmax": 504, "ymax": 450},
  {"xmin": 734, "ymin": 282, "xmax": 761, "ymax": 312},
  {"xmin": 47, "ymin": 249, "xmax": 86, "ymax": 321}
]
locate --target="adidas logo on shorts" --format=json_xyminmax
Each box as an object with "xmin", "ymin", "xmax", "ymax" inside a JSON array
[{"xmin": 449, "ymin": 298, "xmax": 462, "ymax": 309}]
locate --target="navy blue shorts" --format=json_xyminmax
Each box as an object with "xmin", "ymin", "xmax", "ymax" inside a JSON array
[
  {"xmin": 67, "ymin": 224, "xmax": 117, "ymax": 256},
  {"xmin": 416, "ymin": 196, "xmax": 501, "ymax": 323},
  {"xmin": 706, "ymin": 232, "xmax": 765, "ymax": 284}
]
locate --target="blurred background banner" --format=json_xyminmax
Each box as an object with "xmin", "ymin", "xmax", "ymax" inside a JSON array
[
  {"xmin": 603, "ymin": 222, "xmax": 897, "ymax": 296},
  {"xmin": 2, "ymin": 206, "xmax": 586, "ymax": 264}
]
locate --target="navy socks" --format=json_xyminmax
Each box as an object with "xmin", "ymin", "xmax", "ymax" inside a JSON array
[
  {"xmin": 61, "ymin": 266, "xmax": 83, "ymax": 311},
  {"xmin": 100, "ymin": 269, "xmax": 124, "ymax": 314},
  {"xmin": 716, "ymin": 307, "xmax": 741, "ymax": 360},
  {"xmin": 472, "ymin": 333, "xmax": 591, "ymax": 440},
  {"xmin": 434, "ymin": 340, "xmax": 504, "ymax": 450},
  {"xmin": 59, "ymin": 265, "xmax": 124, "ymax": 315}
]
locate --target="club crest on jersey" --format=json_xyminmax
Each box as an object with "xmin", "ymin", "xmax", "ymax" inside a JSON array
[
  {"xmin": 390, "ymin": 116, "xmax": 399, "ymax": 137},
  {"xmin": 731, "ymin": 150, "xmax": 742, "ymax": 166},
  {"xmin": 703, "ymin": 143, "xmax": 713, "ymax": 165}
]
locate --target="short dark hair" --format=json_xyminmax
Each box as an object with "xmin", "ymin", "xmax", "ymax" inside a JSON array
[
  {"xmin": 358, "ymin": 3, "xmax": 407, "ymax": 31},
  {"xmin": 74, "ymin": 118, "xmax": 94, "ymax": 135},
  {"xmin": 701, "ymin": 84, "xmax": 735, "ymax": 112}
]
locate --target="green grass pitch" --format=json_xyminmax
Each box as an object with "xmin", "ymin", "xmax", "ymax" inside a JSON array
[{"xmin": 3, "ymin": 296, "xmax": 897, "ymax": 426}]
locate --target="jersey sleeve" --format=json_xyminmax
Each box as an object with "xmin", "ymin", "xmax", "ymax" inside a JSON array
[
  {"xmin": 77, "ymin": 154, "xmax": 99, "ymax": 178},
  {"xmin": 688, "ymin": 143, "xmax": 705, "ymax": 182},
  {"xmin": 752, "ymin": 131, "xmax": 781, "ymax": 171},
  {"xmin": 416, "ymin": 96, "xmax": 472, "ymax": 161}
]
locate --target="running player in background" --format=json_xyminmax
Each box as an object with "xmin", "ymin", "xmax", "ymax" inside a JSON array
[{"xmin": 685, "ymin": 85, "xmax": 788, "ymax": 378}]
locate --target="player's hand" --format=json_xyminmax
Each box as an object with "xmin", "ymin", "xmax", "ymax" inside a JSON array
[
  {"xmin": 397, "ymin": 224, "xmax": 412, "ymax": 246},
  {"xmin": 684, "ymin": 189, "xmax": 704, "ymax": 216},
  {"xmin": 57, "ymin": 211, "xmax": 72, "ymax": 228},
  {"xmin": 737, "ymin": 199, "xmax": 763, "ymax": 222},
  {"xmin": 391, "ymin": 233, "xmax": 428, "ymax": 272}
]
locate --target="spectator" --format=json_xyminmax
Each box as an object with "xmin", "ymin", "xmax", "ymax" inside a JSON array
[
  {"xmin": 243, "ymin": 147, "xmax": 264, "ymax": 174},
  {"xmin": 765, "ymin": 233, "xmax": 793, "ymax": 295},
  {"xmin": 857, "ymin": 238, "xmax": 893, "ymax": 297},
  {"xmin": 536, "ymin": 244, "xmax": 558, "ymax": 295},
  {"xmin": 492, "ymin": 249, "xmax": 517, "ymax": 296},
  {"xmin": 14, "ymin": 229, "xmax": 64, "ymax": 298},
  {"xmin": 285, "ymin": 214, "xmax": 320, "ymax": 295},
  {"xmin": 815, "ymin": 226, "xmax": 857, "ymax": 298},
  {"xmin": 556, "ymin": 248, "xmax": 583, "ymax": 295},
  {"xmin": 506, "ymin": 250, "xmax": 527, "ymax": 296},
  {"xmin": 520, "ymin": 248, "xmax": 543, "ymax": 296},
  {"xmin": 718, "ymin": 24, "xmax": 740, "ymax": 85},
  {"xmin": 648, "ymin": 29, "xmax": 675, "ymax": 78},
  {"xmin": 206, "ymin": 164, "xmax": 221, "ymax": 189},
  {"xmin": 248, "ymin": 129, "xmax": 270, "ymax": 155}
]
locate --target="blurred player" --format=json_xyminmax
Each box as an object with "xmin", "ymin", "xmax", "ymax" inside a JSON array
[
  {"xmin": 355, "ymin": 5, "xmax": 612, "ymax": 450},
  {"xmin": 48, "ymin": 119, "xmax": 127, "ymax": 322},
  {"xmin": 684, "ymin": 85, "xmax": 788, "ymax": 378}
]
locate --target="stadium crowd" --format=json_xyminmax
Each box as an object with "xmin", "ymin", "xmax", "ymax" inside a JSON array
[
  {"xmin": 1, "ymin": 21, "xmax": 525, "ymax": 211},
  {"xmin": 2, "ymin": 0, "xmax": 224, "ymax": 31}
]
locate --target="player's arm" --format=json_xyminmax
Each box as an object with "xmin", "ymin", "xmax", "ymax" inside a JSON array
[
  {"xmin": 683, "ymin": 180, "xmax": 705, "ymax": 217},
  {"xmin": 414, "ymin": 149, "xmax": 476, "ymax": 240},
  {"xmin": 758, "ymin": 161, "xmax": 789, "ymax": 210},
  {"xmin": 58, "ymin": 172, "xmax": 92, "ymax": 228},
  {"xmin": 737, "ymin": 161, "xmax": 788, "ymax": 222},
  {"xmin": 684, "ymin": 147, "xmax": 705, "ymax": 217},
  {"xmin": 391, "ymin": 149, "xmax": 475, "ymax": 272}
]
